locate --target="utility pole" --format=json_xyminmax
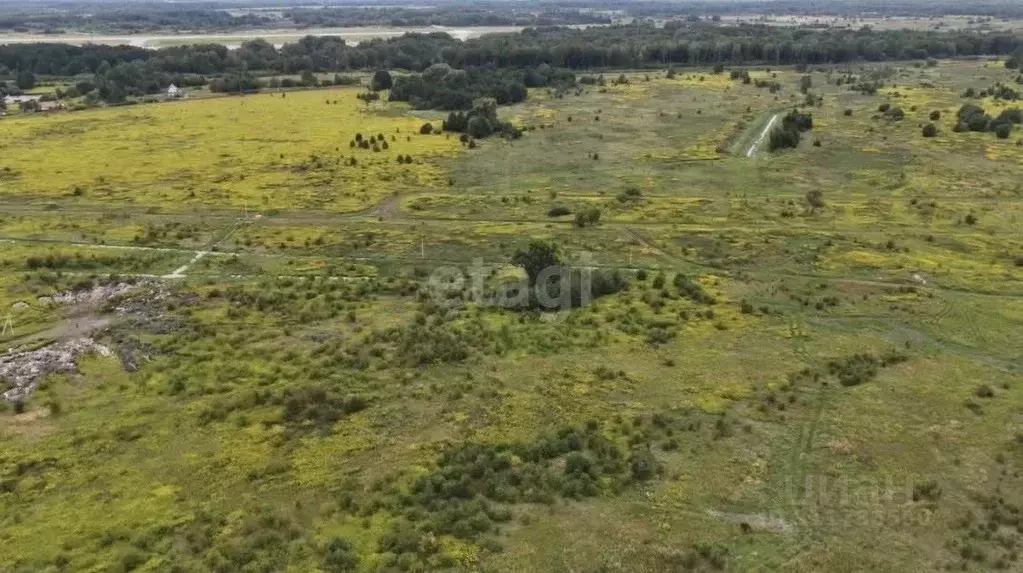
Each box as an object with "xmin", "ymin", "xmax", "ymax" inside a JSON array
[{"xmin": 1, "ymin": 314, "xmax": 12, "ymax": 336}]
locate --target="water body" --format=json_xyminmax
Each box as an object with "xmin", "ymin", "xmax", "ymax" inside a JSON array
[{"xmin": 0, "ymin": 25, "xmax": 540, "ymax": 49}]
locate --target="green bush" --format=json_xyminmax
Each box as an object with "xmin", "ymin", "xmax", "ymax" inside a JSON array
[
  {"xmin": 673, "ymin": 274, "xmax": 716, "ymax": 305},
  {"xmin": 574, "ymin": 207, "xmax": 601, "ymax": 228}
]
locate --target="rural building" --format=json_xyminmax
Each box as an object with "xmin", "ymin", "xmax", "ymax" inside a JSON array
[{"xmin": 166, "ymin": 84, "xmax": 186, "ymax": 98}]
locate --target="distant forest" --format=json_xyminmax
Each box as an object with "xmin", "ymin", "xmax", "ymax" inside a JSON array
[
  {"xmin": 0, "ymin": 2, "xmax": 609, "ymax": 34},
  {"xmin": 2, "ymin": 23, "xmax": 1020, "ymax": 75},
  {"xmin": 3, "ymin": 0, "xmax": 1023, "ymax": 35},
  {"xmin": 0, "ymin": 21, "xmax": 1021, "ymax": 107}
]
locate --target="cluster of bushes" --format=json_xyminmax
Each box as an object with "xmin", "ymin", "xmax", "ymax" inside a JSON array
[
  {"xmin": 361, "ymin": 304, "xmax": 504, "ymax": 366},
  {"xmin": 280, "ymin": 386, "xmax": 369, "ymax": 432},
  {"xmin": 826, "ymin": 350, "xmax": 909, "ymax": 387},
  {"xmin": 729, "ymin": 68, "xmax": 752, "ymax": 84},
  {"xmin": 130, "ymin": 222, "xmax": 202, "ymax": 245},
  {"xmin": 195, "ymin": 383, "xmax": 368, "ymax": 432},
  {"xmin": 221, "ymin": 278, "xmax": 387, "ymax": 321},
  {"xmin": 673, "ymin": 274, "xmax": 716, "ymax": 305},
  {"xmin": 389, "ymin": 64, "xmax": 530, "ymax": 110},
  {"xmin": 768, "ymin": 109, "xmax": 813, "ymax": 151},
  {"xmin": 511, "ymin": 240, "xmax": 628, "ymax": 309},
  {"xmin": 573, "ymin": 207, "xmax": 602, "ymax": 227},
  {"xmin": 441, "ymin": 97, "xmax": 520, "ymax": 140},
  {"xmin": 878, "ymin": 103, "xmax": 905, "ymax": 120},
  {"xmin": 753, "ymin": 77, "xmax": 781, "ymax": 92},
  {"xmin": 208, "ymin": 72, "xmax": 263, "ymax": 93},
  {"xmin": 963, "ymin": 82, "xmax": 1020, "ymax": 101},
  {"xmin": 22, "ymin": 252, "xmax": 158, "ymax": 272},
  {"xmin": 349, "ymin": 132, "xmax": 391, "ymax": 151},
  {"xmin": 954, "ymin": 103, "xmax": 1022, "ymax": 138},
  {"xmin": 265, "ymin": 71, "xmax": 358, "ymax": 89},
  {"xmin": 352, "ymin": 415, "xmax": 689, "ymax": 568},
  {"xmin": 355, "ymin": 90, "xmax": 380, "ymax": 103}
]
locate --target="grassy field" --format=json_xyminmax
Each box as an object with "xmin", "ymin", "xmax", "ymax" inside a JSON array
[{"xmin": 1, "ymin": 59, "xmax": 1022, "ymax": 572}]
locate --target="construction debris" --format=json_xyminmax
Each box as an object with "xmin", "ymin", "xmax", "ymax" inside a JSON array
[
  {"xmin": 37, "ymin": 282, "xmax": 139, "ymax": 307},
  {"xmin": 1, "ymin": 339, "xmax": 113, "ymax": 402}
]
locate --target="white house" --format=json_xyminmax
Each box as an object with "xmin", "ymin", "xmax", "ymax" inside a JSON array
[{"xmin": 166, "ymin": 84, "xmax": 185, "ymax": 98}]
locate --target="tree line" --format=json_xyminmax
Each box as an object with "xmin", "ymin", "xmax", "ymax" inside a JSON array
[
  {"xmin": 0, "ymin": 2, "xmax": 609, "ymax": 35},
  {"xmin": 7, "ymin": 0, "xmax": 1023, "ymax": 35},
  {"xmin": 3, "ymin": 23, "xmax": 1021, "ymax": 78},
  {"xmin": 1, "ymin": 22, "xmax": 1021, "ymax": 104}
]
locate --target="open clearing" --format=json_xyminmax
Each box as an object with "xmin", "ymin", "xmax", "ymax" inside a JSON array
[{"xmin": 1, "ymin": 59, "xmax": 1022, "ymax": 572}]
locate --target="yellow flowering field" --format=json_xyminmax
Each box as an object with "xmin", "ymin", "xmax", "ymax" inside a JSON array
[{"xmin": 0, "ymin": 88, "xmax": 462, "ymax": 212}]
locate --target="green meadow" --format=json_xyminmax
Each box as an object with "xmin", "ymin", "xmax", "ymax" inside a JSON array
[{"xmin": 1, "ymin": 59, "xmax": 1021, "ymax": 572}]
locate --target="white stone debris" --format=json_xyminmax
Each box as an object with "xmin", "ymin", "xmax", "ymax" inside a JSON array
[
  {"xmin": 1, "ymin": 338, "xmax": 112, "ymax": 402},
  {"xmin": 40, "ymin": 282, "xmax": 139, "ymax": 307}
]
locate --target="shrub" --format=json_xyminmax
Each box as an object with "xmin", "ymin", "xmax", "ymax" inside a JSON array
[
  {"xmin": 825, "ymin": 353, "xmax": 906, "ymax": 387},
  {"xmin": 546, "ymin": 206, "xmax": 571, "ymax": 217},
  {"xmin": 323, "ymin": 538, "xmax": 359, "ymax": 572},
  {"xmin": 616, "ymin": 187, "xmax": 643, "ymax": 203},
  {"xmin": 994, "ymin": 123, "xmax": 1012, "ymax": 139},
  {"xmin": 628, "ymin": 448, "xmax": 659, "ymax": 481},
  {"xmin": 370, "ymin": 70, "xmax": 393, "ymax": 91},
  {"xmin": 280, "ymin": 386, "xmax": 369, "ymax": 432},
  {"xmin": 467, "ymin": 116, "xmax": 493, "ymax": 139},
  {"xmin": 878, "ymin": 103, "xmax": 891, "ymax": 112},
  {"xmin": 512, "ymin": 240, "xmax": 561, "ymax": 286},
  {"xmin": 885, "ymin": 107, "xmax": 905, "ymax": 120},
  {"xmin": 922, "ymin": 123, "xmax": 938, "ymax": 137},
  {"xmin": 768, "ymin": 127, "xmax": 800, "ymax": 150},
  {"xmin": 912, "ymin": 480, "xmax": 942, "ymax": 502},
  {"xmin": 843, "ymin": 109, "xmax": 853, "ymax": 116},
  {"xmin": 573, "ymin": 208, "xmax": 601, "ymax": 228},
  {"xmin": 929, "ymin": 110, "xmax": 941, "ymax": 121},
  {"xmin": 673, "ymin": 274, "xmax": 715, "ymax": 305},
  {"xmin": 419, "ymin": 123, "xmax": 434, "ymax": 135}
]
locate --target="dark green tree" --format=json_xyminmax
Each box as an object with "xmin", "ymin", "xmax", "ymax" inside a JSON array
[
  {"xmin": 371, "ymin": 69, "xmax": 393, "ymax": 91},
  {"xmin": 512, "ymin": 240, "xmax": 562, "ymax": 287},
  {"xmin": 16, "ymin": 69, "xmax": 35, "ymax": 90}
]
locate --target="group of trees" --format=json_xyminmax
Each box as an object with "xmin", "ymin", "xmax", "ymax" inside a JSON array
[
  {"xmin": 769, "ymin": 109, "xmax": 814, "ymax": 151},
  {"xmin": 1, "ymin": 20, "xmax": 1021, "ymax": 105},
  {"xmin": 389, "ymin": 63, "xmax": 528, "ymax": 110},
  {"xmin": 440, "ymin": 97, "xmax": 520, "ymax": 140},
  {"xmin": 0, "ymin": 3, "xmax": 610, "ymax": 35},
  {"xmin": 4, "ymin": 21, "xmax": 1022, "ymax": 79},
  {"xmin": 11, "ymin": 0, "xmax": 1023, "ymax": 37},
  {"xmin": 954, "ymin": 103, "xmax": 1021, "ymax": 139},
  {"xmin": 512, "ymin": 240, "xmax": 627, "ymax": 309}
]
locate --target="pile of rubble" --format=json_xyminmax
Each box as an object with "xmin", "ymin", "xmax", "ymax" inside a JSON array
[
  {"xmin": 37, "ymin": 282, "xmax": 139, "ymax": 307},
  {"xmin": 1, "ymin": 338, "xmax": 113, "ymax": 402}
]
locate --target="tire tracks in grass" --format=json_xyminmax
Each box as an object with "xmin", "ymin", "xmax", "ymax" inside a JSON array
[{"xmin": 745, "ymin": 112, "xmax": 781, "ymax": 158}]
